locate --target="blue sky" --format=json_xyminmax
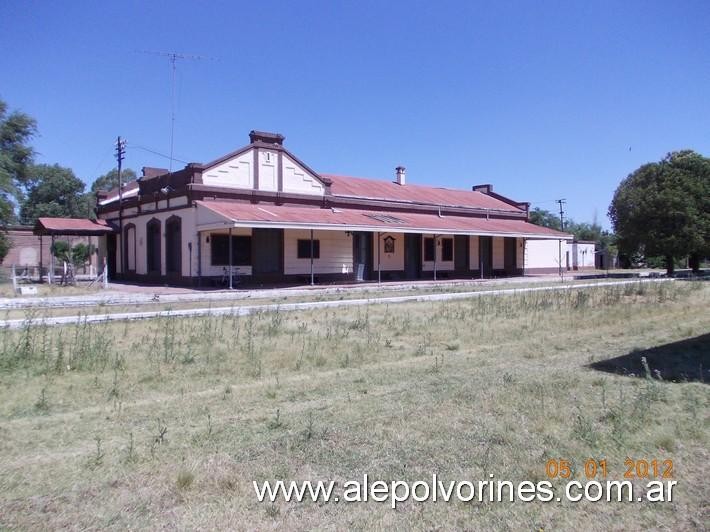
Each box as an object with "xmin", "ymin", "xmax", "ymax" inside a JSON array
[{"xmin": 2, "ymin": 0, "xmax": 709, "ymax": 227}]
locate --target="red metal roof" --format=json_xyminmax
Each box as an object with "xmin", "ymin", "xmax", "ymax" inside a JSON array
[
  {"xmin": 196, "ymin": 201, "xmax": 571, "ymax": 239},
  {"xmin": 323, "ymin": 174, "xmax": 523, "ymax": 212},
  {"xmin": 34, "ymin": 217, "xmax": 116, "ymax": 235}
]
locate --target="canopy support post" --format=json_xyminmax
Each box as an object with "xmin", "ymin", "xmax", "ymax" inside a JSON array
[
  {"xmin": 228, "ymin": 227, "xmax": 233, "ymax": 290},
  {"xmin": 49, "ymin": 235, "xmax": 54, "ymax": 285},
  {"xmin": 433, "ymin": 234, "xmax": 438, "ymax": 282},
  {"xmin": 39, "ymin": 235, "xmax": 44, "ymax": 283},
  {"xmin": 310, "ymin": 229, "xmax": 315, "ymax": 286},
  {"xmin": 377, "ymin": 231, "xmax": 381, "ymax": 284}
]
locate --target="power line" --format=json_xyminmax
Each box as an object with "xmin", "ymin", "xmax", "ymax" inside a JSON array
[
  {"xmin": 131, "ymin": 144, "xmax": 189, "ymax": 165},
  {"xmin": 528, "ymin": 199, "xmax": 560, "ymax": 206}
]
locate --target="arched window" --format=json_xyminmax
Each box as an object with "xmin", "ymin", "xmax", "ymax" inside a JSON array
[
  {"xmin": 165, "ymin": 215, "xmax": 182, "ymax": 276},
  {"xmin": 146, "ymin": 218, "xmax": 161, "ymax": 275},
  {"xmin": 124, "ymin": 223, "xmax": 136, "ymax": 272}
]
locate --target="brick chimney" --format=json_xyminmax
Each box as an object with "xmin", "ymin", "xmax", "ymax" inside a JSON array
[
  {"xmin": 395, "ymin": 166, "xmax": 406, "ymax": 185},
  {"xmin": 249, "ymin": 130, "xmax": 285, "ymax": 146},
  {"xmin": 472, "ymin": 184, "xmax": 493, "ymax": 194}
]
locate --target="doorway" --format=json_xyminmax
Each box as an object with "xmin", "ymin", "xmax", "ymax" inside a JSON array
[
  {"xmin": 352, "ymin": 232, "xmax": 372, "ymax": 281},
  {"xmin": 479, "ymin": 236, "xmax": 493, "ymax": 278},
  {"xmin": 107, "ymin": 234, "xmax": 117, "ymax": 280},
  {"xmin": 454, "ymin": 235, "xmax": 469, "ymax": 276},
  {"xmin": 146, "ymin": 218, "xmax": 161, "ymax": 277},
  {"xmin": 252, "ymin": 228, "xmax": 283, "ymax": 280},
  {"xmin": 165, "ymin": 216, "xmax": 182, "ymax": 282},
  {"xmin": 504, "ymin": 237, "xmax": 517, "ymax": 275},
  {"xmin": 404, "ymin": 233, "xmax": 421, "ymax": 280}
]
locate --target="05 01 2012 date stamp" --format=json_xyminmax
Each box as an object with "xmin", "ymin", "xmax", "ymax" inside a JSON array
[{"xmin": 545, "ymin": 458, "xmax": 674, "ymax": 480}]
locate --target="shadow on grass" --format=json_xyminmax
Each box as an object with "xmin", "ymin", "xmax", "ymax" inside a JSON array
[{"xmin": 589, "ymin": 333, "xmax": 710, "ymax": 384}]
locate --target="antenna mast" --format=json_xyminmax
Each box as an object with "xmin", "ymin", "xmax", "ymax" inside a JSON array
[{"xmin": 136, "ymin": 50, "xmax": 210, "ymax": 172}]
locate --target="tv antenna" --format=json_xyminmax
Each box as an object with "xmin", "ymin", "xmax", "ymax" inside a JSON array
[{"xmin": 136, "ymin": 50, "xmax": 212, "ymax": 172}]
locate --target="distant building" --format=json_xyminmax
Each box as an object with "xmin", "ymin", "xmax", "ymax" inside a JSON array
[{"xmin": 1, "ymin": 223, "xmax": 105, "ymax": 278}]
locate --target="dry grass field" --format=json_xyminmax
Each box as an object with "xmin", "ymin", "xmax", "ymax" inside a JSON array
[{"xmin": 0, "ymin": 281, "xmax": 708, "ymax": 530}]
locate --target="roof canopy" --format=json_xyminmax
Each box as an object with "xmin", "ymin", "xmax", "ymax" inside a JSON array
[
  {"xmin": 33, "ymin": 217, "xmax": 117, "ymax": 236},
  {"xmin": 196, "ymin": 201, "xmax": 572, "ymax": 239}
]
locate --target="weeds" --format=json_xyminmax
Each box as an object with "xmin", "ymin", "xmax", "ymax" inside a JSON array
[
  {"xmin": 124, "ymin": 432, "xmax": 136, "ymax": 464},
  {"xmin": 154, "ymin": 419, "xmax": 168, "ymax": 445},
  {"xmin": 88, "ymin": 436, "xmax": 104, "ymax": 469},
  {"xmin": 34, "ymin": 387, "xmax": 49, "ymax": 413},
  {"xmin": 176, "ymin": 470, "xmax": 195, "ymax": 490},
  {"xmin": 0, "ymin": 280, "xmax": 707, "ymax": 529},
  {"xmin": 267, "ymin": 408, "xmax": 283, "ymax": 430}
]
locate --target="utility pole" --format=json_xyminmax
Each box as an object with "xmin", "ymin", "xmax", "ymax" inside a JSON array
[
  {"xmin": 116, "ymin": 136, "xmax": 127, "ymax": 276},
  {"xmin": 556, "ymin": 199, "xmax": 566, "ymax": 277}
]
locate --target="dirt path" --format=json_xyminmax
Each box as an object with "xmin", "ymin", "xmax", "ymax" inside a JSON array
[{"xmin": 0, "ymin": 278, "xmax": 672, "ymax": 329}]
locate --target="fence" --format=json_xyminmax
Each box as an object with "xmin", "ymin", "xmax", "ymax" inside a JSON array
[{"xmin": 5, "ymin": 258, "xmax": 109, "ymax": 293}]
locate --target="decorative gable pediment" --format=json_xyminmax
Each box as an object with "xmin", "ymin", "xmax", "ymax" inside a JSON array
[
  {"xmin": 202, "ymin": 149, "xmax": 253, "ymax": 189},
  {"xmin": 201, "ymin": 143, "xmax": 327, "ymax": 196}
]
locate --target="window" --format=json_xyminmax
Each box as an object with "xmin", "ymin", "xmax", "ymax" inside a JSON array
[
  {"xmin": 441, "ymin": 238, "xmax": 454, "ymax": 261},
  {"xmin": 124, "ymin": 224, "xmax": 136, "ymax": 272},
  {"xmin": 146, "ymin": 219, "xmax": 161, "ymax": 274},
  {"xmin": 424, "ymin": 238, "xmax": 435, "ymax": 261},
  {"xmin": 297, "ymin": 239, "xmax": 320, "ymax": 259},
  {"xmin": 165, "ymin": 216, "xmax": 182, "ymax": 274},
  {"xmin": 210, "ymin": 234, "xmax": 252, "ymax": 266}
]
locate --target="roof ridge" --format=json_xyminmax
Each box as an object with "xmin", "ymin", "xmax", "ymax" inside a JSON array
[{"xmin": 321, "ymin": 173, "xmax": 488, "ymax": 194}]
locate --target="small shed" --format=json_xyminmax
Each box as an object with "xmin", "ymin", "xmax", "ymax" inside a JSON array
[{"xmin": 32, "ymin": 217, "xmax": 116, "ymax": 282}]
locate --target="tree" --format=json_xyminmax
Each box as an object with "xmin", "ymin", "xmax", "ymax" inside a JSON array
[
  {"xmin": 19, "ymin": 164, "xmax": 87, "ymax": 224},
  {"xmin": 0, "ymin": 98, "xmax": 37, "ymax": 262},
  {"xmin": 50, "ymin": 240, "xmax": 96, "ymax": 285},
  {"xmin": 91, "ymin": 168, "xmax": 137, "ymax": 193},
  {"xmin": 609, "ymin": 150, "xmax": 710, "ymax": 275},
  {"xmin": 529, "ymin": 208, "xmax": 561, "ymax": 230}
]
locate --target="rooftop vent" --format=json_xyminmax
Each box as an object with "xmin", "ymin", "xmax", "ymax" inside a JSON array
[{"xmin": 364, "ymin": 213, "xmax": 406, "ymax": 224}]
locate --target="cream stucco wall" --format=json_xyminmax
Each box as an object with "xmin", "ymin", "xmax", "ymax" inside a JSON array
[
  {"xmin": 572, "ymin": 242, "xmax": 595, "ymax": 269},
  {"xmin": 525, "ymin": 239, "xmax": 567, "ymax": 270},
  {"xmin": 469, "ymin": 236, "xmax": 479, "ymax": 271},
  {"xmin": 372, "ymin": 232, "xmax": 404, "ymax": 271},
  {"xmin": 284, "ymin": 229, "xmax": 352, "ymax": 275},
  {"xmin": 492, "ymin": 237, "xmax": 505, "ymax": 269},
  {"xmin": 202, "ymin": 151, "xmax": 254, "ymax": 189},
  {"xmin": 282, "ymin": 154, "xmax": 325, "ymax": 195},
  {"xmin": 516, "ymin": 238, "xmax": 525, "ymax": 269},
  {"xmin": 259, "ymin": 150, "xmax": 278, "ymax": 191}
]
